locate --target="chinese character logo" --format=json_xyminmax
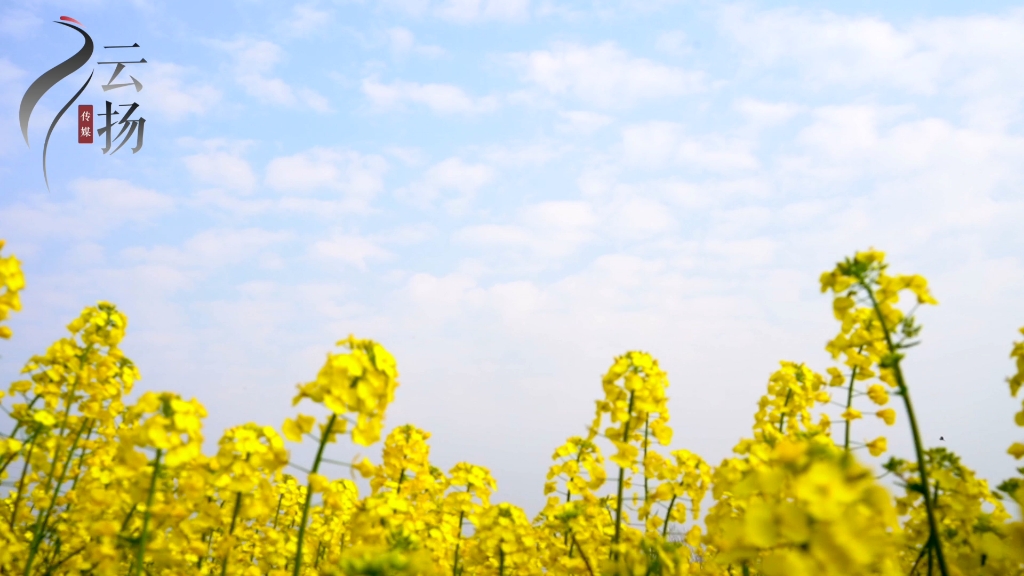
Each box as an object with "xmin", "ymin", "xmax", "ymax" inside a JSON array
[
  {"xmin": 96, "ymin": 44, "xmax": 146, "ymax": 155},
  {"xmin": 18, "ymin": 16, "xmax": 146, "ymax": 192},
  {"xmin": 79, "ymin": 105, "xmax": 93, "ymax": 144}
]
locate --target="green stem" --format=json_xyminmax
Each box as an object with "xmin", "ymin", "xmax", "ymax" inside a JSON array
[
  {"xmin": 571, "ymin": 533, "xmax": 595, "ymax": 576},
  {"xmin": 498, "ymin": 548, "xmax": 505, "ymax": 576},
  {"xmin": 39, "ymin": 375, "xmax": 83, "ymax": 501},
  {"xmin": 44, "ymin": 544, "xmax": 85, "ymax": 575},
  {"xmin": 41, "ymin": 535, "xmax": 61, "ymax": 575},
  {"xmin": 292, "ymin": 413, "xmax": 337, "ymax": 576},
  {"xmin": 563, "ymin": 447, "xmax": 586, "ymax": 547},
  {"xmin": 862, "ymin": 281, "xmax": 949, "ymax": 576},
  {"xmin": 842, "ymin": 349, "xmax": 864, "ymax": 451},
  {"xmin": 661, "ymin": 494, "xmax": 678, "ymax": 538},
  {"xmin": 642, "ymin": 415, "xmax": 650, "ymax": 506},
  {"xmin": 909, "ymin": 536, "xmax": 932, "ymax": 575},
  {"xmin": 272, "ymin": 493, "xmax": 284, "ymax": 530},
  {"xmin": 25, "ymin": 418, "xmax": 91, "ymax": 576},
  {"xmin": 452, "ymin": 497, "xmax": 467, "ymax": 576},
  {"xmin": 396, "ymin": 468, "xmax": 406, "ymax": 495},
  {"xmin": 777, "ymin": 389, "xmax": 793, "ymax": 434},
  {"xmin": 27, "ymin": 349, "xmax": 89, "ymax": 540},
  {"xmin": 566, "ymin": 450, "xmax": 584, "ymax": 504},
  {"xmin": 198, "ymin": 529, "xmax": 213, "ymax": 570},
  {"xmin": 9, "ymin": 428, "xmax": 41, "ymax": 529},
  {"xmin": 68, "ymin": 423, "xmax": 96, "ymax": 494},
  {"xmin": 928, "ymin": 542, "xmax": 934, "ymax": 575},
  {"xmin": 0, "ymin": 395, "xmax": 40, "ymax": 478},
  {"xmin": 613, "ymin": 391, "xmax": 636, "ymax": 553},
  {"xmin": 133, "ymin": 448, "xmax": 162, "ymax": 576},
  {"xmin": 119, "ymin": 503, "xmax": 138, "ymax": 536},
  {"xmin": 219, "ymin": 491, "xmax": 244, "ymax": 576}
]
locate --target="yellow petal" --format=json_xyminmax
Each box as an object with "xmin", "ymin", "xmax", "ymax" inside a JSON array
[
  {"xmin": 1008, "ymin": 443, "xmax": 1024, "ymax": 459},
  {"xmin": 876, "ymin": 408, "xmax": 896, "ymax": 426},
  {"xmin": 282, "ymin": 418, "xmax": 303, "ymax": 442},
  {"xmin": 32, "ymin": 410, "xmax": 56, "ymax": 427},
  {"xmin": 866, "ymin": 436, "xmax": 887, "ymax": 456}
]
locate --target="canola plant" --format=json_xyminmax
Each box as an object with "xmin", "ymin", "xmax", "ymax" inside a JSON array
[{"xmin": 1, "ymin": 239, "xmax": 1023, "ymax": 575}]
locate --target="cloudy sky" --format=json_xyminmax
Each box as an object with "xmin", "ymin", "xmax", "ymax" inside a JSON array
[{"xmin": 2, "ymin": 0, "xmax": 1023, "ymax": 515}]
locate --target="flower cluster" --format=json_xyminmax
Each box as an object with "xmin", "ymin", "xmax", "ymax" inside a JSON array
[
  {"xmin": 1008, "ymin": 327, "xmax": 1024, "ymax": 461},
  {"xmin": 703, "ymin": 438, "xmax": 902, "ymax": 576},
  {"xmin": 1, "ymin": 240, "xmax": 1024, "ymax": 576},
  {"xmin": 289, "ymin": 335, "xmax": 400, "ymax": 447},
  {"xmin": 0, "ymin": 240, "xmax": 24, "ymax": 340}
]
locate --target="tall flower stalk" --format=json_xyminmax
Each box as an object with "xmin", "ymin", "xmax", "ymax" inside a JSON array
[
  {"xmin": 292, "ymin": 414, "xmax": 336, "ymax": 576},
  {"xmin": 587, "ymin": 350, "xmax": 671, "ymax": 557},
  {"xmin": 133, "ymin": 448, "xmax": 162, "ymax": 576},
  {"xmin": 282, "ymin": 335, "xmax": 401, "ymax": 575},
  {"xmin": 821, "ymin": 249, "xmax": 948, "ymax": 576}
]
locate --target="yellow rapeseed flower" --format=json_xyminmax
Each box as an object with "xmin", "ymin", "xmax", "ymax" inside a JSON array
[
  {"xmin": 866, "ymin": 437, "xmax": 887, "ymax": 456},
  {"xmin": 876, "ymin": 408, "xmax": 897, "ymax": 425}
]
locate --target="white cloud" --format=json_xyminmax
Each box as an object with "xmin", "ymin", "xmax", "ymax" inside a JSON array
[
  {"xmin": 704, "ymin": 238, "xmax": 779, "ymax": 268},
  {"xmin": 63, "ymin": 242, "xmax": 105, "ymax": 266},
  {"xmin": 0, "ymin": 59, "xmax": 26, "ymax": 155},
  {"xmin": 452, "ymin": 192, "xmax": 678, "ymax": 267},
  {"xmin": 387, "ymin": 27, "xmax": 446, "ymax": 58},
  {"xmin": 396, "ymin": 157, "xmax": 493, "ymax": 211},
  {"xmin": 297, "ymin": 88, "xmax": 332, "ymax": 113},
  {"xmin": 310, "ymin": 232, "xmax": 394, "ymax": 269},
  {"xmin": 381, "ymin": 223, "xmax": 436, "ymax": 245},
  {"xmin": 793, "ymin": 105, "xmax": 890, "ymax": 165},
  {"xmin": 144, "ymin": 62, "xmax": 221, "ymax": 122},
  {"xmin": 780, "ymin": 103, "xmax": 1024, "ymax": 238},
  {"xmin": 556, "ymin": 110, "xmax": 613, "ymax": 134},
  {"xmin": 734, "ymin": 98, "xmax": 802, "ymax": 129},
  {"xmin": 184, "ymin": 150, "xmax": 257, "ymax": 194},
  {"xmin": 376, "ymin": 0, "xmax": 529, "ymax": 21},
  {"xmin": 265, "ymin": 148, "xmax": 388, "ymax": 211},
  {"xmin": 75, "ymin": 178, "xmax": 173, "ymax": 220},
  {"xmin": 721, "ymin": 6, "xmax": 940, "ymax": 92},
  {"xmin": 377, "ymin": 0, "xmax": 432, "ymax": 16},
  {"xmin": 720, "ymin": 6, "xmax": 1024, "ymax": 128},
  {"xmin": 479, "ymin": 141, "xmax": 566, "ymax": 167},
  {"xmin": 655, "ymin": 30, "xmax": 691, "ymax": 57},
  {"xmin": 123, "ymin": 228, "xmax": 291, "ymax": 270},
  {"xmin": 362, "ymin": 77, "xmax": 499, "ymax": 114},
  {"xmin": 604, "ymin": 196, "xmax": 675, "ymax": 240},
  {"xmin": 788, "ymin": 104, "xmax": 1024, "ymax": 183},
  {"xmin": 0, "ymin": 57, "xmax": 25, "ymax": 92},
  {"xmin": 435, "ymin": 0, "xmax": 531, "ymax": 22},
  {"xmin": 0, "ymin": 178, "xmax": 173, "ymax": 240},
  {"xmin": 404, "ymin": 272, "xmax": 487, "ymax": 322},
  {"xmin": 510, "ymin": 42, "xmax": 704, "ymax": 108},
  {"xmin": 0, "ymin": 8, "xmax": 42, "ymax": 40},
  {"xmin": 621, "ymin": 122, "xmax": 760, "ymax": 171},
  {"xmin": 215, "ymin": 39, "xmax": 332, "ymax": 112},
  {"xmin": 281, "ymin": 4, "xmax": 332, "ymax": 36},
  {"xmin": 580, "ymin": 174, "xmax": 771, "ymax": 213},
  {"xmin": 456, "ymin": 200, "xmax": 597, "ymax": 260},
  {"xmin": 190, "ymin": 189, "xmax": 273, "ymax": 216},
  {"xmin": 708, "ymin": 206, "xmax": 774, "ymax": 239},
  {"xmin": 385, "ymin": 146, "xmax": 427, "ymax": 166},
  {"xmin": 455, "ymin": 224, "xmax": 532, "ymax": 247}
]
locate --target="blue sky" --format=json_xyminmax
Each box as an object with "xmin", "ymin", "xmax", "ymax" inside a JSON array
[{"xmin": 2, "ymin": 0, "xmax": 1023, "ymax": 515}]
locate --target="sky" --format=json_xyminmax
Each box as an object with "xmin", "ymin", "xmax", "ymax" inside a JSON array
[{"xmin": 1, "ymin": 0, "xmax": 1023, "ymax": 516}]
